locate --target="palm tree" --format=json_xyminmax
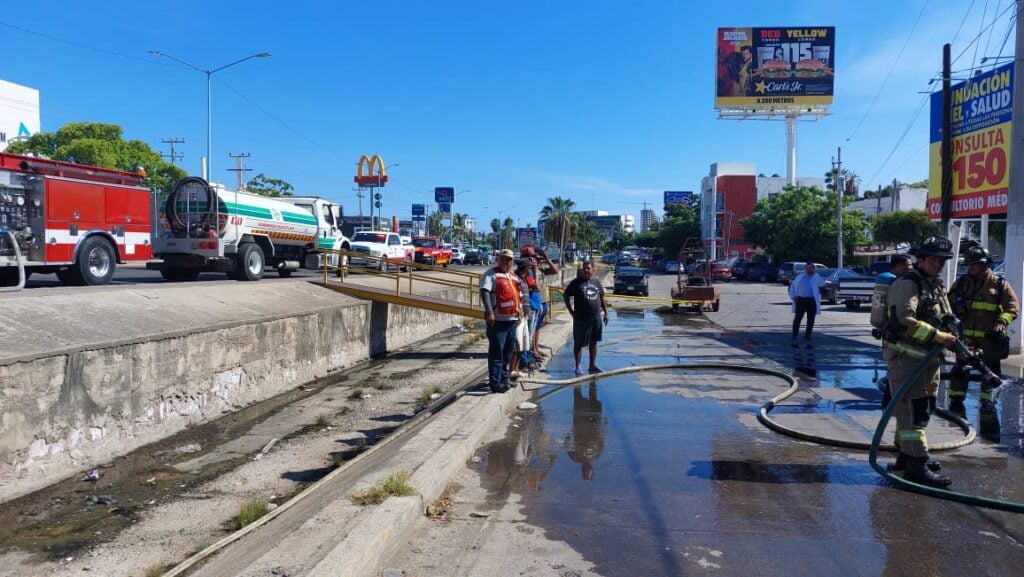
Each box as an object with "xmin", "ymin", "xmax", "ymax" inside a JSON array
[
  {"xmin": 539, "ymin": 196, "xmax": 577, "ymax": 265},
  {"xmin": 501, "ymin": 217, "xmax": 515, "ymax": 250},
  {"xmin": 451, "ymin": 213, "xmax": 469, "ymax": 244},
  {"xmin": 427, "ymin": 210, "xmax": 445, "ymax": 237}
]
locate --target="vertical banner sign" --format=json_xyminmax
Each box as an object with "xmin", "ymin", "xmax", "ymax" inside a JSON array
[
  {"xmin": 928, "ymin": 63, "xmax": 1012, "ymax": 218},
  {"xmin": 715, "ymin": 27, "xmax": 835, "ymax": 109},
  {"xmin": 434, "ymin": 187, "xmax": 454, "ymax": 203}
]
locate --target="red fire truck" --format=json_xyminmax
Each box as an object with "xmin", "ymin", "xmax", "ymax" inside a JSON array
[{"xmin": 0, "ymin": 152, "xmax": 152, "ymax": 286}]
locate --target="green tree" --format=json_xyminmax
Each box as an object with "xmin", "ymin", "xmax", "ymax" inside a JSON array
[
  {"xmin": 872, "ymin": 209, "xmax": 938, "ymax": 245},
  {"xmin": 655, "ymin": 201, "xmax": 701, "ymax": 258},
  {"xmin": 825, "ymin": 168, "xmax": 860, "ymax": 197},
  {"xmin": 539, "ymin": 196, "xmax": 577, "ymax": 264},
  {"xmin": 740, "ymin": 186, "xmax": 870, "ymax": 265},
  {"xmin": 501, "ymin": 216, "xmax": 515, "ymax": 250},
  {"xmin": 450, "ymin": 213, "xmax": 470, "ymax": 244},
  {"xmin": 245, "ymin": 173, "xmax": 294, "ymax": 197},
  {"xmin": 7, "ymin": 121, "xmax": 186, "ymax": 196}
]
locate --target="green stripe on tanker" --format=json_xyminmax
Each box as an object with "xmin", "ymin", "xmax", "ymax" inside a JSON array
[{"xmin": 283, "ymin": 211, "xmax": 318, "ymax": 225}]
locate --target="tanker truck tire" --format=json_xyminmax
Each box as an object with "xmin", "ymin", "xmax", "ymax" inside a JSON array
[{"xmin": 236, "ymin": 243, "xmax": 265, "ymax": 281}]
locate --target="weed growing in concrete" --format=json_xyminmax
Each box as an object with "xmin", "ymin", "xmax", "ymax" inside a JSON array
[
  {"xmin": 315, "ymin": 414, "xmax": 333, "ymax": 427},
  {"xmin": 372, "ymin": 380, "xmax": 395, "ymax": 391},
  {"xmin": 416, "ymin": 386, "xmax": 444, "ymax": 410},
  {"xmin": 348, "ymin": 470, "xmax": 417, "ymax": 505},
  {"xmin": 144, "ymin": 564, "xmax": 166, "ymax": 577},
  {"xmin": 348, "ymin": 388, "xmax": 365, "ymax": 400},
  {"xmin": 234, "ymin": 499, "xmax": 270, "ymax": 529},
  {"xmin": 337, "ymin": 405, "xmax": 352, "ymax": 415}
]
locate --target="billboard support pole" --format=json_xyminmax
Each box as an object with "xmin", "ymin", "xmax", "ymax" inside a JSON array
[
  {"xmin": 785, "ymin": 114, "xmax": 797, "ymax": 187},
  {"xmin": 1004, "ymin": 0, "xmax": 1024, "ymax": 355}
]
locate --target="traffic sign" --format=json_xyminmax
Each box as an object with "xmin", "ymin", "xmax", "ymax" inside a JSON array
[{"xmin": 434, "ymin": 187, "xmax": 454, "ymax": 203}]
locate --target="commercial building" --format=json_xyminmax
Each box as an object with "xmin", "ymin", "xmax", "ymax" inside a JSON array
[
  {"xmin": 700, "ymin": 162, "xmax": 826, "ymax": 259},
  {"xmin": 0, "ymin": 79, "xmax": 40, "ymax": 152},
  {"xmin": 640, "ymin": 208, "xmax": 659, "ymax": 232}
]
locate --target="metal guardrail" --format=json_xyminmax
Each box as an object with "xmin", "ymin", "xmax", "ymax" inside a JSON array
[
  {"xmin": 317, "ymin": 248, "xmax": 483, "ymax": 307},
  {"xmin": 0, "ymin": 230, "xmax": 26, "ymax": 292}
]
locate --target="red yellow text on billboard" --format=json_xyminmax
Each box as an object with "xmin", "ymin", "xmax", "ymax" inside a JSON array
[
  {"xmin": 715, "ymin": 27, "xmax": 835, "ymax": 110},
  {"xmin": 928, "ymin": 63, "xmax": 1012, "ymax": 218}
]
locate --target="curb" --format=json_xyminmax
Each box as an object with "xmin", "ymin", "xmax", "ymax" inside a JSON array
[{"xmin": 307, "ymin": 315, "xmax": 576, "ymax": 577}]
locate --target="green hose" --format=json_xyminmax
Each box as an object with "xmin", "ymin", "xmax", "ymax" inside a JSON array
[
  {"xmin": 519, "ymin": 356, "xmax": 1024, "ymax": 513},
  {"xmin": 869, "ymin": 345, "xmax": 1024, "ymax": 513}
]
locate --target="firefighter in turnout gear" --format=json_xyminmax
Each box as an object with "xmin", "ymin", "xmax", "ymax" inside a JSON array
[
  {"xmin": 883, "ymin": 236, "xmax": 958, "ymax": 488},
  {"xmin": 946, "ymin": 245, "xmax": 1019, "ymax": 415}
]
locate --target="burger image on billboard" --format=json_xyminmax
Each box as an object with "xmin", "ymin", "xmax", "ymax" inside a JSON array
[
  {"xmin": 794, "ymin": 59, "xmax": 831, "ymax": 78},
  {"xmin": 759, "ymin": 59, "xmax": 792, "ymax": 78}
]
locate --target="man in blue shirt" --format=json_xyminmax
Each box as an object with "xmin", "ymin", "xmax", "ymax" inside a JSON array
[{"xmin": 788, "ymin": 263, "xmax": 824, "ymax": 339}]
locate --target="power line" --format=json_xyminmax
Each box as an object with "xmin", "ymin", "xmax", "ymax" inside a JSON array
[
  {"xmin": 0, "ymin": 20, "xmax": 181, "ymax": 68},
  {"xmin": 845, "ymin": 0, "xmax": 930, "ymax": 143}
]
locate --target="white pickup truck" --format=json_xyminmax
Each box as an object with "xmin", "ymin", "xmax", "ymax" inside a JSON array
[
  {"xmin": 836, "ymin": 273, "xmax": 876, "ymax": 310},
  {"xmin": 349, "ymin": 231, "xmax": 415, "ymax": 271}
]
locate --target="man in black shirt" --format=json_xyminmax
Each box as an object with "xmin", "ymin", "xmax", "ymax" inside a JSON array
[{"xmin": 563, "ymin": 261, "xmax": 609, "ymax": 375}]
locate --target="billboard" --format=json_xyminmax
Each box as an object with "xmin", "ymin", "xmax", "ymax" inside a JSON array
[
  {"xmin": 434, "ymin": 187, "xmax": 454, "ymax": 203},
  {"xmin": 928, "ymin": 63, "xmax": 1012, "ymax": 218},
  {"xmin": 354, "ymin": 154, "xmax": 389, "ymax": 186},
  {"xmin": 715, "ymin": 27, "xmax": 835, "ymax": 109},
  {"xmin": 438, "ymin": 202, "xmax": 452, "ymax": 215},
  {"xmin": 664, "ymin": 190, "xmax": 693, "ymax": 206},
  {"xmin": 411, "ymin": 203, "xmax": 425, "ymax": 216},
  {"xmin": 0, "ymin": 79, "xmax": 40, "ymax": 152}
]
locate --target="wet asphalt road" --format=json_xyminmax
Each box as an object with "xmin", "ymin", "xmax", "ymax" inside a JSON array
[{"xmin": 395, "ymin": 274, "xmax": 1024, "ymax": 576}]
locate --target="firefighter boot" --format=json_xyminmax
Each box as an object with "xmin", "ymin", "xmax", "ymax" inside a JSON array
[
  {"xmin": 979, "ymin": 400, "xmax": 1000, "ymax": 443},
  {"xmin": 886, "ymin": 452, "xmax": 941, "ymax": 472},
  {"xmin": 903, "ymin": 456, "xmax": 952, "ymax": 488}
]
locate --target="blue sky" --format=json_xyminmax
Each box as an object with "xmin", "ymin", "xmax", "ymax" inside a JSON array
[{"xmin": 1, "ymin": 0, "xmax": 1013, "ymax": 229}]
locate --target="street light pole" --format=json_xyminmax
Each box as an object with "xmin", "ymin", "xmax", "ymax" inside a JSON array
[{"xmin": 149, "ymin": 50, "xmax": 271, "ymax": 180}]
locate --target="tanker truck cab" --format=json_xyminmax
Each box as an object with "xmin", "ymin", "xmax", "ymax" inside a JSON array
[{"xmin": 148, "ymin": 177, "xmax": 350, "ymax": 281}]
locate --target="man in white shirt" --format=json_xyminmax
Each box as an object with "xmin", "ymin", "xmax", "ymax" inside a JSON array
[{"xmin": 789, "ymin": 263, "xmax": 824, "ymax": 340}]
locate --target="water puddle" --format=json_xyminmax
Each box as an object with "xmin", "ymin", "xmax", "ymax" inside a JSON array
[{"xmin": 473, "ymin": 307, "xmax": 1024, "ymax": 576}]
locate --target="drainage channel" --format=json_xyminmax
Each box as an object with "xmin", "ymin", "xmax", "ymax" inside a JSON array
[{"xmin": 0, "ymin": 323, "xmax": 489, "ymax": 570}]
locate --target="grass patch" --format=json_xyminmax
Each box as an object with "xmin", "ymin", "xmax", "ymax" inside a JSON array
[
  {"xmin": 315, "ymin": 414, "xmax": 333, "ymax": 428},
  {"xmin": 145, "ymin": 564, "xmax": 166, "ymax": 577},
  {"xmin": 348, "ymin": 471, "xmax": 417, "ymax": 505},
  {"xmin": 234, "ymin": 499, "xmax": 270, "ymax": 529},
  {"xmin": 416, "ymin": 386, "xmax": 444, "ymax": 410},
  {"xmin": 348, "ymin": 388, "xmax": 365, "ymax": 400}
]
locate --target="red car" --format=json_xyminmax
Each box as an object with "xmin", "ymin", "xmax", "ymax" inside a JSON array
[{"xmin": 691, "ymin": 260, "xmax": 733, "ymax": 282}]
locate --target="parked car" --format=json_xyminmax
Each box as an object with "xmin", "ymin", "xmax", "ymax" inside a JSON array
[
  {"xmin": 731, "ymin": 258, "xmax": 753, "ymax": 280},
  {"xmin": 664, "ymin": 260, "xmax": 680, "ymax": 274},
  {"xmin": 777, "ymin": 261, "xmax": 827, "ymax": 285},
  {"xmin": 450, "ymin": 247, "xmax": 466, "ymax": 265},
  {"xmin": 613, "ymin": 266, "xmax": 649, "ymax": 296},
  {"xmin": 691, "ymin": 260, "xmax": 733, "ymax": 282},
  {"xmin": 745, "ymin": 263, "xmax": 779, "ymax": 282}
]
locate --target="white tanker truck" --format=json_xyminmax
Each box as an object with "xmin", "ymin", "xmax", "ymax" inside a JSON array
[{"xmin": 147, "ymin": 176, "xmax": 350, "ymax": 281}]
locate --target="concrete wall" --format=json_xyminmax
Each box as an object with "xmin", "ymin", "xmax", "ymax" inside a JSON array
[{"xmin": 0, "ymin": 282, "xmax": 466, "ymax": 501}]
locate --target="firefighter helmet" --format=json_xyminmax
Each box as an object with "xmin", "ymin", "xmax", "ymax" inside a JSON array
[
  {"xmin": 963, "ymin": 245, "xmax": 993, "ymax": 266},
  {"xmin": 909, "ymin": 235, "xmax": 954, "ymax": 258}
]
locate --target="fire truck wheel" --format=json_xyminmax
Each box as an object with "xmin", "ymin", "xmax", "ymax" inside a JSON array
[
  {"xmin": 236, "ymin": 243, "xmax": 265, "ymax": 281},
  {"xmin": 65, "ymin": 237, "xmax": 116, "ymax": 285},
  {"xmin": 711, "ymin": 299, "xmax": 720, "ymax": 312}
]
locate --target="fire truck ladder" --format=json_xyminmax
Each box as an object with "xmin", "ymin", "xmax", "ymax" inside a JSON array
[
  {"xmin": 0, "ymin": 230, "xmax": 26, "ymax": 292},
  {"xmin": 310, "ymin": 249, "xmax": 485, "ymax": 319}
]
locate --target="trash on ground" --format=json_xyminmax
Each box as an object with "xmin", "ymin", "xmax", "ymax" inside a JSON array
[
  {"xmin": 517, "ymin": 401, "xmax": 538, "ymax": 410},
  {"xmin": 470, "ymin": 511, "xmax": 491, "ymax": 518},
  {"xmin": 81, "ymin": 469, "xmax": 99, "ymax": 482}
]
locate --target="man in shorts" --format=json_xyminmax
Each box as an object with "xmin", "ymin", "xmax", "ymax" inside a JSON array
[{"xmin": 563, "ymin": 260, "xmax": 609, "ymax": 376}]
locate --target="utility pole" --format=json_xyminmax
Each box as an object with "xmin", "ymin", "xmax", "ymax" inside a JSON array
[
  {"xmin": 940, "ymin": 43, "xmax": 953, "ymax": 237},
  {"xmin": 227, "ymin": 152, "xmax": 252, "ymax": 190},
  {"xmin": 161, "ymin": 137, "xmax": 185, "ymax": 165},
  {"xmin": 891, "ymin": 178, "xmax": 899, "ymax": 211},
  {"xmin": 1004, "ymin": 0, "xmax": 1024, "ymax": 354},
  {"xmin": 833, "ymin": 147, "xmax": 843, "ymax": 269}
]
